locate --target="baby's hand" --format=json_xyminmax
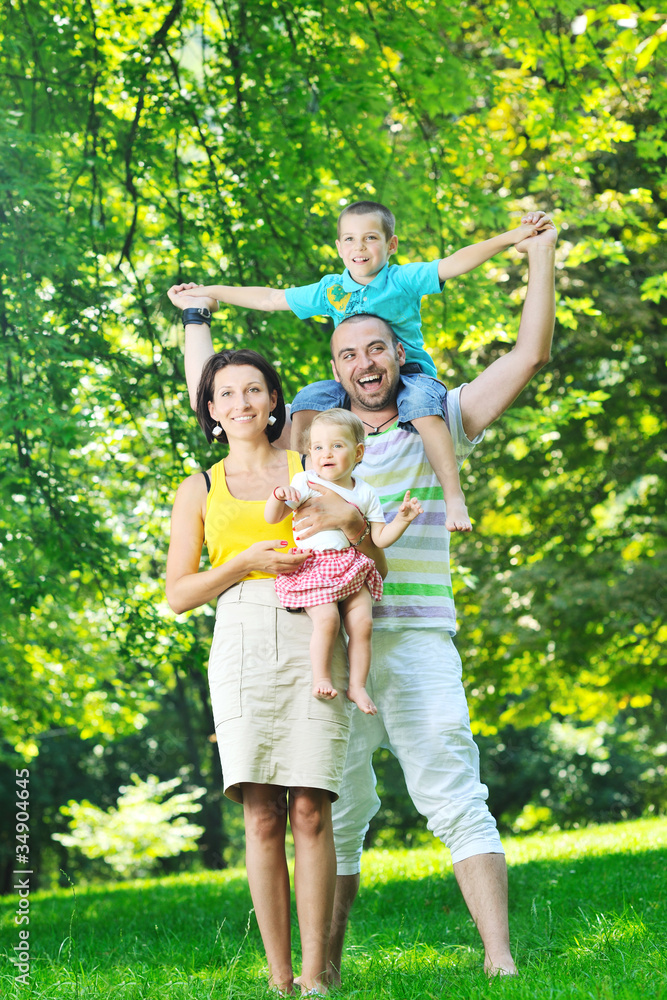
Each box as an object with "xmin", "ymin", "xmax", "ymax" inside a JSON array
[
  {"xmin": 273, "ymin": 485, "xmax": 301, "ymax": 504},
  {"xmin": 397, "ymin": 490, "xmax": 423, "ymax": 523}
]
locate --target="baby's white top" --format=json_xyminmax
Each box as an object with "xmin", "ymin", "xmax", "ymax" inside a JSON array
[{"xmin": 288, "ymin": 471, "xmax": 385, "ymax": 551}]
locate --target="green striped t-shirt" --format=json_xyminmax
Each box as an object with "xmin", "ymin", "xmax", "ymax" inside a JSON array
[{"xmin": 356, "ymin": 385, "xmax": 482, "ymax": 634}]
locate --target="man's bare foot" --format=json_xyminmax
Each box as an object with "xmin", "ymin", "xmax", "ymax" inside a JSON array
[
  {"xmin": 445, "ymin": 497, "xmax": 472, "ymax": 532},
  {"xmin": 346, "ymin": 685, "xmax": 377, "ymax": 714},
  {"xmin": 484, "ymin": 961, "xmax": 518, "ymax": 977},
  {"xmin": 313, "ymin": 679, "xmax": 337, "ymax": 700}
]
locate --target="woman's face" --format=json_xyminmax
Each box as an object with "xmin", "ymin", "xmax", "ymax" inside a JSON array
[{"xmin": 208, "ymin": 365, "xmax": 277, "ymax": 440}]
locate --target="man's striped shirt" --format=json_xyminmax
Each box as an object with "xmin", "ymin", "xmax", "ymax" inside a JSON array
[{"xmin": 356, "ymin": 385, "xmax": 482, "ymax": 635}]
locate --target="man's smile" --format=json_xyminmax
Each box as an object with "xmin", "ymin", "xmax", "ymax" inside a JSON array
[{"xmin": 356, "ymin": 372, "xmax": 384, "ymax": 391}]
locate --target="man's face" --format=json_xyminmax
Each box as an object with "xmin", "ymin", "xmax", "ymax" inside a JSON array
[{"xmin": 330, "ymin": 318, "xmax": 405, "ymax": 413}]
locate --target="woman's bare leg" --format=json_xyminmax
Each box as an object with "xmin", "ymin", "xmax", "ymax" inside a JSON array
[
  {"xmin": 290, "ymin": 787, "xmax": 336, "ymax": 994},
  {"xmin": 305, "ymin": 603, "xmax": 341, "ymax": 700},
  {"xmin": 340, "ymin": 587, "xmax": 376, "ymax": 714},
  {"xmin": 243, "ymin": 783, "xmax": 294, "ymax": 994}
]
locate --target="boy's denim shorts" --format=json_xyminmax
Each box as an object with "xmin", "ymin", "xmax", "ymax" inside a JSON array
[{"xmin": 291, "ymin": 364, "xmax": 448, "ymax": 432}]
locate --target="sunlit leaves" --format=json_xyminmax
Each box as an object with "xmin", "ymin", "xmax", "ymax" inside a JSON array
[{"xmin": 0, "ymin": 0, "xmax": 665, "ymax": 760}]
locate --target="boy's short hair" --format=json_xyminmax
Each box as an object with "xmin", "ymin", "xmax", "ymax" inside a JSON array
[
  {"xmin": 337, "ymin": 200, "xmax": 395, "ymax": 242},
  {"xmin": 308, "ymin": 408, "xmax": 366, "ymax": 449}
]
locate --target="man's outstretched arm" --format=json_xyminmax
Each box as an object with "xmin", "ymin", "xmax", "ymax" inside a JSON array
[{"xmin": 459, "ymin": 222, "xmax": 557, "ymax": 442}]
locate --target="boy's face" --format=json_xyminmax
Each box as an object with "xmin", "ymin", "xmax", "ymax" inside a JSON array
[{"xmin": 335, "ymin": 212, "xmax": 398, "ymax": 284}]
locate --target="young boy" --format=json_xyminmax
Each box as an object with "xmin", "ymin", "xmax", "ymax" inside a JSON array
[{"xmin": 181, "ymin": 201, "xmax": 550, "ymax": 531}]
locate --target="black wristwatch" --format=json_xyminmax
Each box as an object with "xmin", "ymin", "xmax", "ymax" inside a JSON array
[{"xmin": 182, "ymin": 307, "xmax": 212, "ymax": 327}]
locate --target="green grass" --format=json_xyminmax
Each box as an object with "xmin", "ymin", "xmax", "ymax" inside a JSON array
[{"xmin": 1, "ymin": 817, "xmax": 666, "ymax": 998}]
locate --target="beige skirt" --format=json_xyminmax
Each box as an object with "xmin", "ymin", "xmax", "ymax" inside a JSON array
[{"xmin": 209, "ymin": 579, "xmax": 352, "ymax": 803}]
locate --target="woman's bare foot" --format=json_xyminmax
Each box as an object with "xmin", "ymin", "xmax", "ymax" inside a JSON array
[
  {"xmin": 294, "ymin": 974, "xmax": 327, "ymax": 996},
  {"xmin": 346, "ymin": 684, "xmax": 377, "ymax": 715},
  {"xmin": 445, "ymin": 497, "xmax": 472, "ymax": 532},
  {"xmin": 313, "ymin": 678, "xmax": 337, "ymax": 700},
  {"xmin": 270, "ymin": 977, "xmax": 297, "ymax": 995}
]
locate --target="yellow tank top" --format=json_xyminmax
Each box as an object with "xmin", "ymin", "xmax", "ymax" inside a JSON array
[{"xmin": 204, "ymin": 450, "xmax": 302, "ymax": 581}]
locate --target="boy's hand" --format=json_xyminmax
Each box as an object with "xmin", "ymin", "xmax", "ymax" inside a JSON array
[
  {"xmin": 505, "ymin": 212, "xmax": 553, "ymax": 248},
  {"xmin": 396, "ymin": 490, "xmax": 423, "ymax": 523},
  {"xmin": 515, "ymin": 213, "xmax": 557, "ymax": 254},
  {"xmin": 273, "ymin": 485, "xmax": 301, "ymax": 504}
]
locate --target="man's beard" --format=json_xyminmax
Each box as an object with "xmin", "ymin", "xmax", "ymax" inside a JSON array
[{"xmin": 338, "ymin": 368, "xmax": 399, "ymax": 412}]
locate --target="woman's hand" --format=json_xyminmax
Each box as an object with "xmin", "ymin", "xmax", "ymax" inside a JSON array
[
  {"xmin": 244, "ymin": 539, "xmax": 309, "ymax": 576},
  {"xmin": 167, "ymin": 283, "xmax": 219, "ymax": 313},
  {"xmin": 294, "ymin": 481, "xmax": 365, "ymax": 542}
]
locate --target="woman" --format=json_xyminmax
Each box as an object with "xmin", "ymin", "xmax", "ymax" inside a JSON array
[{"xmin": 165, "ymin": 293, "xmax": 382, "ymax": 995}]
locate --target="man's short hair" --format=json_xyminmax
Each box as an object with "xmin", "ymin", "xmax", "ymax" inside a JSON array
[
  {"xmin": 330, "ymin": 313, "xmax": 400, "ymax": 358},
  {"xmin": 337, "ymin": 200, "xmax": 395, "ymax": 242}
]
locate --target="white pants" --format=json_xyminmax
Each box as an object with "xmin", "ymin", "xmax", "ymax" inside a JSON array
[{"xmin": 333, "ymin": 629, "xmax": 504, "ymax": 873}]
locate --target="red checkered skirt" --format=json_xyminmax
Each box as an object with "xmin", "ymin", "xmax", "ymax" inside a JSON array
[{"xmin": 275, "ymin": 547, "xmax": 384, "ymax": 608}]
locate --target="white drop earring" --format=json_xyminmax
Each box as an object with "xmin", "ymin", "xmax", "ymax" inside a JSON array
[
  {"xmin": 212, "ymin": 421, "xmax": 223, "ymax": 437},
  {"xmin": 267, "ymin": 413, "xmax": 277, "ymax": 426}
]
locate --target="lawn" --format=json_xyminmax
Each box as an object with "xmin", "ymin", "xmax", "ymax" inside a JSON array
[{"xmin": 1, "ymin": 816, "xmax": 665, "ymax": 999}]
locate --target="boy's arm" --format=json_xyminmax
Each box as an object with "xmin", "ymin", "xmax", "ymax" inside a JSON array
[
  {"xmin": 459, "ymin": 220, "xmax": 557, "ymax": 441},
  {"xmin": 437, "ymin": 211, "xmax": 551, "ymax": 282},
  {"xmin": 182, "ymin": 283, "xmax": 290, "ymax": 311},
  {"xmin": 369, "ymin": 492, "xmax": 424, "ymax": 549}
]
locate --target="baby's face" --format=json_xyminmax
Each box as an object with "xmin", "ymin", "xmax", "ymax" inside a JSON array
[
  {"xmin": 335, "ymin": 212, "xmax": 398, "ymax": 283},
  {"xmin": 309, "ymin": 424, "xmax": 363, "ymax": 483}
]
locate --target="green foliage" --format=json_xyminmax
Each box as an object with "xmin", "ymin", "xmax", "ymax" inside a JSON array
[
  {"xmin": 368, "ymin": 695, "xmax": 667, "ymax": 849},
  {"xmin": 0, "ymin": 0, "xmax": 665, "ymax": 879},
  {"xmin": 52, "ymin": 774, "xmax": 205, "ymax": 877}
]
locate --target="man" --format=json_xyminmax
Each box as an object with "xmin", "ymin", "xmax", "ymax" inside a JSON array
[{"xmin": 169, "ymin": 216, "xmax": 557, "ymax": 977}]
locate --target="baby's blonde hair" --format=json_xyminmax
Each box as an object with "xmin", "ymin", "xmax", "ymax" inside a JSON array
[{"xmin": 308, "ymin": 408, "xmax": 365, "ymax": 449}]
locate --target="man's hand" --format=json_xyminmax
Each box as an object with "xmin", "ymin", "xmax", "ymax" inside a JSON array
[
  {"xmin": 516, "ymin": 214, "xmax": 557, "ymax": 254},
  {"xmin": 167, "ymin": 283, "xmax": 219, "ymax": 312},
  {"xmin": 294, "ymin": 481, "xmax": 365, "ymax": 542},
  {"xmin": 503, "ymin": 211, "xmax": 553, "ymax": 249}
]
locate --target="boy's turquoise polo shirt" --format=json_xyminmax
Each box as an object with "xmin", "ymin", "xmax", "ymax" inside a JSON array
[{"xmin": 284, "ymin": 260, "xmax": 443, "ymax": 377}]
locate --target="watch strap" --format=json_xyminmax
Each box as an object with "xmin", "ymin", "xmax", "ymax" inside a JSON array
[{"xmin": 182, "ymin": 307, "xmax": 212, "ymax": 327}]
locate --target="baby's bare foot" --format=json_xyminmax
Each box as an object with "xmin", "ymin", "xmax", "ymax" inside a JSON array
[
  {"xmin": 445, "ymin": 498, "xmax": 472, "ymax": 533},
  {"xmin": 313, "ymin": 679, "xmax": 337, "ymax": 700},
  {"xmin": 346, "ymin": 685, "xmax": 377, "ymax": 715}
]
